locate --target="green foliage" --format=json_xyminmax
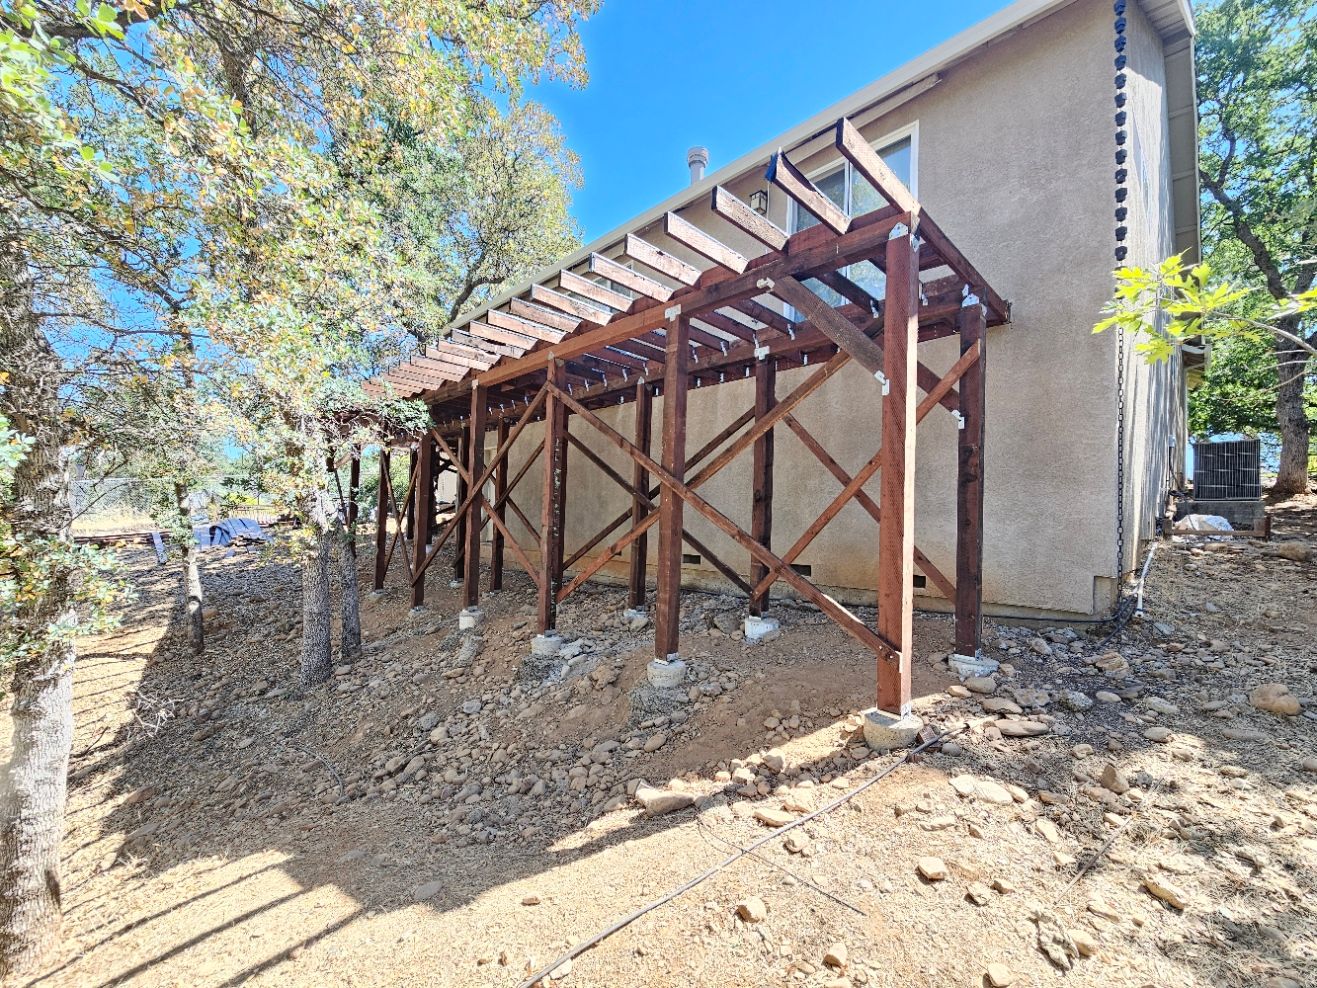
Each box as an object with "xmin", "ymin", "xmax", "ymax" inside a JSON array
[
  {"xmin": 0, "ymin": 397, "xmax": 123, "ymax": 685},
  {"xmin": 1095, "ymin": 254, "xmax": 1317, "ymax": 361},
  {"xmin": 1187, "ymin": 332, "xmax": 1317, "ymax": 436}
]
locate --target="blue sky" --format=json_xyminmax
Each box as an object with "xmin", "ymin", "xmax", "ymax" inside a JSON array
[{"xmin": 530, "ymin": 0, "xmax": 1007, "ymax": 243}]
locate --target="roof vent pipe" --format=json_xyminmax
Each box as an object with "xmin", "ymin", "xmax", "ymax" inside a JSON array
[{"xmin": 687, "ymin": 146, "xmax": 709, "ymax": 185}]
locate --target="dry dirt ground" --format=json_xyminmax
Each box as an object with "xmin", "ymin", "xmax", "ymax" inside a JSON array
[{"xmin": 10, "ymin": 495, "xmax": 1317, "ymax": 988}]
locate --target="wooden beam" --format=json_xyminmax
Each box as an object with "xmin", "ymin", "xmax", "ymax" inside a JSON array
[
  {"xmin": 410, "ymin": 439, "xmax": 433, "ymax": 608},
  {"xmin": 530, "ymin": 283, "xmax": 612, "ymax": 324},
  {"xmin": 428, "ymin": 343, "xmax": 496, "ymax": 370},
  {"xmin": 405, "ymin": 449, "xmax": 417, "ymax": 540},
  {"xmin": 451, "ymin": 328, "xmax": 523, "ymax": 358},
  {"xmin": 663, "ymin": 211, "xmax": 749, "ymax": 274},
  {"xmin": 468, "ymin": 209, "xmax": 908, "ymax": 391},
  {"xmin": 489, "ymin": 419, "xmax": 509, "ymax": 592},
  {"xmin": 766, "ymin": 149, "xmax": 850, "ymax": 234},
  {"xmin": 629, "ymin": 380, "xmax": 653, "ymax": 610},
  {"xmin": 654, "ymin": 316, "xmax": 689, "ymax": 660},
  {"xmin": 469, "ymin": 319, "xmax": 537, "ymax": 353},
  {"xmin": 769, "ymin": 275, "xmax": 887, "ymax": 376},
  {"xmin": 487, "ymin": 308, "xmax": 565, "ymax": 344},
  {"xmin": 560, "ymin": 269, "xmax": 631, "ymax": 311},
  {"xmin": 508, "ymin": 297, "xmax": 580, "ymax": 333},
  {"xmin": 451, "ymin": 433, "xmax": 467, "ymax": 584},
  {"xmin": 749, "ymin": 357, "xmax": 776, "ymax": 616},
  {"xmin": 590, "ymin": 253, "xmax": 674, "ymax": 301},
  {"xmin": 876, "ymin": 224, "xmax": 919, "ymax": 715},
  {"xmin": 711, "ymin": 186, "xmax": 788, "ymax": 251},
  {"xmin": 955, "ymin": 302, "xmax": 987, "ymax": 659},
  {"xmin": 835, "ymin": 118, "xmax": 1009, "ymax": 320},
  {"xmin": 463, "ymin": 386, "xmax": 488, "ymax": 609},
  {"xmin": 538, "ymin": 361, "xmax": 569, "ymax": 631},
  {"xmin": 624, "ymin": 233, "xmax": 702, "ymax": 285},
  {"xmin": 373, "ymin": 449, "xmax": 391, "ymax": 590}
]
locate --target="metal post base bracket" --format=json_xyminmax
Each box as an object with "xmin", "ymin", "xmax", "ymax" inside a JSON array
[
  {"xmin": 862, "ymin": 709, "xmax": 924, "ymax": 752},
  {"xmin": 948, "ymin": 652, "xmax": 999, "ymax": 680},
  {"xmin": 742, "ymin": 615, "xmax": 781, "ymax": 643},
  {"xmin": 646, "ymin": 657, "xmax": 687, "ymax": 689}
]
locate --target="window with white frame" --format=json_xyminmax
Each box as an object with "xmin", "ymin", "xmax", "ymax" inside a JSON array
[{"xmin": 789, "ymin": 130, "xmax": 915, "ymax": 306}]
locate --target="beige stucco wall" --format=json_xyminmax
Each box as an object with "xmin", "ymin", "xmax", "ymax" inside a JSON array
[{"xmin": 487, "ymin": 0, "xmax": 1184, "ymax": 619}]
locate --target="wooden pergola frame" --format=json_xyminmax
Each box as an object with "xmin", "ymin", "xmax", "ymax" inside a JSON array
[{"xmin": 366, "ymin": 117, "xmax": 1009, "ymax": 717}]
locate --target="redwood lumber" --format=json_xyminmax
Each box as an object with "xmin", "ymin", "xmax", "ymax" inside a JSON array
[
  {"xmin": 538, "ymin": 361, "xmax": 569, "ymax": 631},
  {"xmin": 530, "ymin": 283, "xmax": 611, "ymax": 324},
  {"xmin": 770, "ymin": 275, "xmax": 886, "ymax": 376},
  {"xmin": 629, "ymin": 379, "xmax": 653, "ymax": 609},
  {"xmin": 405, "ymin": 449, "xmax": 417, "ymax": 540},
  {"xmin": 955, "ymin": 302, "xmax": 988, "ymax": 658},
  {"xmin": 749, "ymin": 357, "xmax": 776, "ymax": 615},
  {"xmin": 766, "ymin": 149, "xmax": 850, "ymax": 234},
  {"xmin": 835, "ymin": 118, "xmax": 1008, "ymax": 319},
  {"xmin": 876, "ymin": 225, "xmax": 919, "ymax": 715},
  {"xmin": 590, "ymin": 253, "xmax": 674, "ymax": 301},
  {"xmin": 452, "ymin": 433, "xmax": 468, "ymax": 583},
  {"xmin": 550, "ymin": 382, "xmax": 893, "ymax": 660},
  {"xmin": 411, "ymin": 438, "xmax": 434, "ymax": 608},
  {"xmin": 654, "ymin": 316, "xmax": 689, "ymax": 660},
  {"xmin": 463, "ymin": 385, "xmax": 488, "ymax": 608},
  {"xmin": 710, "ymin": 186, "xmax": 789, "ymax": 251},
  {"xmin": 509, "ymin": 297, "xmax": 580, "ymax": 333},
  {"xmin": 373, "ymin": 449, "xmax": 390, "ymax": 590},
  {"xmin": 663, "ymin": 211, "xmax": 749, "ymax": 274},
  {"xmin": 560, "ymin": 269, "xmax": 631, "ymax": 311},
  {"xmin": 489, "ymin": 419, "xmax": 509, "ymax": 592},
  {"xmin": 487, "ymin": 307, "xmax": 567, "ymax": 344},
  {"xmin": 624, "ymin": 233, "xmax": 702, "ymax": 285}
]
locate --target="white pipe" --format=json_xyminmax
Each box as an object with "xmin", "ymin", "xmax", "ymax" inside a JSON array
[{"xmin": 1135, "ymin": 540, "xmax": 1159, "ymax": 617}]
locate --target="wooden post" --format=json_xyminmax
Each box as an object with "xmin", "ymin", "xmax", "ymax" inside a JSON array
[
  {"xmin": 452, "ymin": 433, "xmax": 467, "ymax": 584},
  {"xmin": 348, "ymin": 453, "xmax": 361, "ymax": 528},
  {"xmin": 654, "ymin": 317, "xmax": 690, "ymax": 660},
  {"xmin": 955, "ymin": 301, "xmax": 987, "ymax": 658},
  {"xmin": 489, "ymin": 418, "xmax": 510, "ymax": 592},
  {"xmin": 427, "ymin": 439, "xmax": 440, "ymax": 544},
  {"xmin": 627, "ymin": 379, "xmax": 653, "ymax": 610},
  {"xmin": 411, "ymin": 438, "xmax": 434, "ymax": 608},
  {"xmin": 538, "ymin": 362, "xmax": 569, "ymax": 630},
  {"xmin": 404, "ymin": 449, "xmax": 417, "ymax": 540},
  {"xmin": 373, "ymin": 448, "xmax": 390, "ymax": 591},
  {"xmin": 875, "ymin": 223, "xmax": 919, "ymax": 715},
  {"xmin": 463, "ymin": 387, "xmax": 488, "ymax": 609},
  {"xmin": 748, "ymin": 358, "xmax": 776, "ymax": 616}
]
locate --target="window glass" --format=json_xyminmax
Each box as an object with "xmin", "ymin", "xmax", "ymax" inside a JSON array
[{"xmin": 789, "ymin": 134, "xmax": 914, "ymax": 306}]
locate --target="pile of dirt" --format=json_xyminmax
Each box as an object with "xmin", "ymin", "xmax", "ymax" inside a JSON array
[{"xmin": 20, "ymin": 493, "xmax": 1317, "ymax": 987}]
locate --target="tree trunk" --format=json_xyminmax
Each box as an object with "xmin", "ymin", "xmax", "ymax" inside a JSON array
[
  {"xmin": 0, "ymin": 239, "xmax": 76, "ymax": 978},
  {"xmin": 1273, "ymin": 322, "xmax": 1312, "ymax": 495},
  {"xmin": 300, "ymin": 495, "xmax": 334, "ymax": 685},
  {"xmin": 335, "ymin": 516, "xmax": 362, "ymax": 662},
  {"xmin": 174, "ymin": 483, "xmax": 204, "ymax": 655}
]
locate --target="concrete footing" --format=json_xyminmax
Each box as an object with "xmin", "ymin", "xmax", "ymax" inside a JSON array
[
  {"xmin": 646, "ymin": 657, "xmax": 687, "ymax": 689},
  {"xmin": 742, "ymin": 615, "xmax": 780, "ymax": 643},
  {"xmin": 530, "ymin": 633, "xmax": 563, "ymax": 658},
  {"xmin": 862, "ymin": 709, "xmax": 924, "ymax": 751},
  {"xmin": 622, "ymin": 607, "xmax": 648, "ymax": 623},
  {"xmin": 458, "ymin": 607, "xmax": 485, "ymax": 631},
  {"xmin": 948, "ymin": 652, "xmax": 1000, "ymax": 680},
  {"xmin": 448, "ymin": 579, "xmax": 463, "ymax": 589}
]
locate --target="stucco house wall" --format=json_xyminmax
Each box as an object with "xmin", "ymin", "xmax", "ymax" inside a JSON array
[{"xmin": 490, "ymin": 0, "xmax": 1193, "ymax": 619}]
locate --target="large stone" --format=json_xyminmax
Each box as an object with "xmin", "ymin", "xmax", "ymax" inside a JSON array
[
  {"xmin": 735, "ymin": 896, "xmax": 767, "ymax": 922},
  {"xmin": 1143, "ymin": 874, "xmax": 1189, "ymax": 910},
  {"xmin": 753, "ymin": 808, "xmax": 795, "ymax": 828},
  {"xmin": 996, "ymin": 718, "xmax": 1049, "ymax": 737},
  {"xmin": 634, "ymin": 785, "xmax": 694, "ymax": 817},
  {"xmin": 917, "ymin": 856, "xmax": 948, "ymax": 881},
  {"xmin": 1250, "ymin": 683, "xmax": 1301, "ymax": 716},
  {"xmin": 965, "ymin": 675, "xmax": 997, "ymax": 695},
  {"xmin": 1099, "ymin": 763, "xmax": 1130, "ymax": 794}
]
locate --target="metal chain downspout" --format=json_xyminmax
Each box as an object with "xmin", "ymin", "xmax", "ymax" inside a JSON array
[{"xmin": 1113, "ymin": 0, "xmax": 1130, "ymax": 606}]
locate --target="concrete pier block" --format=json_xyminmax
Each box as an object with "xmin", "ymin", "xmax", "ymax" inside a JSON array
[
  {"xmin": 742, "ymin": 615, "xmax": 780, "ymax": 643},
  {"xmin": 862, "ymin": 709, "xmax": 924, "ymax": 751},
  {"xmin": 646, "ymin": 657, "xmax": 687, "ymax": 689},
  {"xmin": 458, "ymin": 607, "xmax": 484, "ymax": 631}
]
